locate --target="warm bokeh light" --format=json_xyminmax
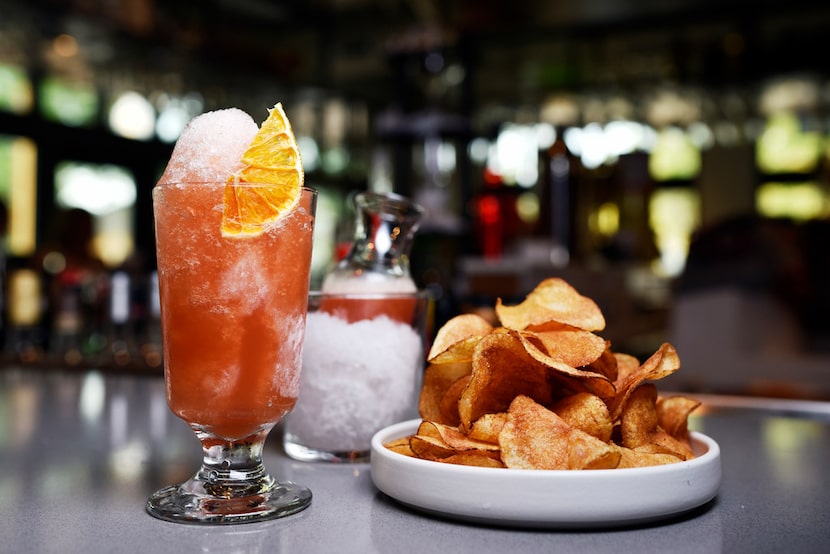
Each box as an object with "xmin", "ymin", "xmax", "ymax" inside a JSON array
[
  {"xmin": 54, "ymin": 162, "xmax": 137, "ymax": 267},
  {"xmin": 0, "ymin": 135, "xmax": 37, "ymax": 256},
  {"xmin": 649, "ymin": 187, "xmax": 700, "ymax": 276},
  {"xmin": 491, "ymin": 124, "xmax": 538, "ymax": 187},
  {"xmin": 756, "ymin": 112, "xmax": 822, "ymax": 175},
  {"xmin": 515, "ymin": 191, "xmax": 540, "ymax": 225},
  {"xmin": 52, "ymin": 34, "xmax": 79, "ymax": 58},
  {"xmin": 591, "ymin": 202, "xmax": 620, "ymax": 238},
  {"xmin": 648, "ymin": 127, "xmax": 702, "ymax": 181},
  {"xmin": 7, "ymin": 269, "xmax": 41, "ymax": 326},
  {"xmin": 0, "ymin": 63, "xmax": 34, "ymax": 114},
  {"xmin": 39, "ymin": 77, "xmax": 98, "ymax": 127},
  {"xmin": 756, "ymin": 182, "xmax": 828, "ymax": 221},
  {"xmin": 108, "ymin": 91, "xmax": 155, "ymax": 140}
]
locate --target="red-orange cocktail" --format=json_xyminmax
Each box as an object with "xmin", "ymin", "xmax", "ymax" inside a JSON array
[
  {"xmin": 154, "ymin": 183, "xmax": 315, "ymax": 441},
  {"xmin": 147, "ymin": 102, "xmax": 315, "ymax": 525}
]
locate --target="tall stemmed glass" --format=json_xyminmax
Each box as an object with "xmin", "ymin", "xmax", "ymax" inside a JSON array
[{"xmin": 147, "ymin": 182, "xmax": 316, "ymax": 524}]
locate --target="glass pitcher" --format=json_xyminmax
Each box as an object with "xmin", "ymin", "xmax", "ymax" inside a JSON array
[{"xmin": 322, "ymin": 190, "xmax": 424, "ymax": 294}]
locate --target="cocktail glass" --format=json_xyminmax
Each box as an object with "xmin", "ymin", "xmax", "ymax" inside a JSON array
[{"xmin": 146, "ymin": 182, "xmax": 316, "ymax": 524}]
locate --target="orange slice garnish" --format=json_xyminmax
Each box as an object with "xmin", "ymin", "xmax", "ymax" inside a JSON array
[{"xmin": 221, "ymin": 102, "xmax": 304, "ymax": 237}]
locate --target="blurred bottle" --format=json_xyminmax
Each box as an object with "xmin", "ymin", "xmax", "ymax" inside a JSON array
[
  {"xmin": 539, "ymin": 128, "xmax": 580, "ymax": 265},
  {"xmin": 36, "ymin": 207, "xmax": 110, "ymax": 367},
  {"xmin": 49, "ymin": 268, "xmax": 86, "ymax": 367},
  {"xmin": 79, "ymin": 270, "xmax": 110, "ymax": 366},
  {"xmin": 472, "ymin": 170, "xmax": 506, "ymax": 259},
  {"xmin": 106, "ymin": 270, "xmax": 135, "ymax": 369}
]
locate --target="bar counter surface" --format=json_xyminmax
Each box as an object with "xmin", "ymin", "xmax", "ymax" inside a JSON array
[{"xmin": 1, "ymin": 367, "xmax": 829, "ymax": 554}]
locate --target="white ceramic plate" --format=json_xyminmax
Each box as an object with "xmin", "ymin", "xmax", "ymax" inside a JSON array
[{"xmin": 370, "ymin": 419, "xmax": 721, "ymax": 528}]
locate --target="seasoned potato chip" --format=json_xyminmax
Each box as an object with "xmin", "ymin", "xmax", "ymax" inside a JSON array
[
  {"xmin": 619, "ymin": 384, "xmax": 695, "ymax": 460},
  {"xmin": 418, "ymin": 362, "xmax": 471, "ymax": 425},
  {"xmin": 467, "ymin": 412, "xmax": 507, "ymax": 444},
  {"xmin": 420, "ymin": 421, "xmax": 500, "ymax": 452},
  {"xmin": 428, "ymin": 313, "xmax": 494, "ymax": 361},
  {"xmin": 384, "ymin": 437, "xmax": 416, "ymax": 457},
  {"xmin": 519, "ymin": 323, "xmax": 607, "ymax": 368},
  {"xmin": 657, "ymin": 395, "xmax": 701, "ymax": 440},
  {"xmin": 409, "ymin": 434, "xmax": 456, "ymax": 460},
  {"xmin": 415, "ymin": 420, "xmax": 443, "ymax": 439},
  {"xmin": 495, "ymin": 278, "xmax": 605, "ymax": 332},
  {"xmin": 587, "ymin": 342, "xmax": 618, "ymax": 381},
  {"xmin": 517, "ymin": 331, "xmax": 616, "ymax": 400},
  {"xmin": 409, "ymin": 422, "xmax": 462, "ymax": 460},
  {"xmin": 610, "ymin": 343, "xmax": 681, "ymax": 420},
  {"xmin": 458, "ymin": 332, "xmax": 554, "ymax": 430},
  {"xmin": 429, "ymin": 337, "xmax": 481, "ymax": 364},
  {"xmin": 614, "ymin": 446, "xmax": 682, "ymax": 468},
  {"xmin": 437, "ymin": 375, "xmax": 470, "ymax": 426},
  {"xmin": 409, "ymin": 421, "xmax": 502, "ymax": 464},
  {"xmin": 552, "ymin": 392, "xmax": 613, "ymax": 442},
  {"xmin": 442, "ymin": 452, "xmax": 505, "ymax": 468},
  {"xmin": 391, "ymin": 278, "xmax": 699, "ymax": 472},
  {"xmin": 499, "ymin": 396, "xmax": 620, "ymax": 470},
  {"xmin": 613, "ymin": 352, "xmax": 641, "ymax": 381}
]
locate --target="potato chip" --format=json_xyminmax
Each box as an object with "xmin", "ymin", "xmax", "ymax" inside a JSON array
[
  {"xmin": 409, "ymin": 421, "xmax": 503, "ymax": 465},
  {"xmin": 428, "ymin": 313, "xmax": 494, "ymax": 361},
  {"xmin": 618, "ymin": 384, "xmax": 659, "ymax": 447},
  {"xmin": 458, "ymin": 332, "xmax": 554, "ymax": 431},
  {"xmin": 630, "ymin": 442, "xmax": 683, "ymax": 457},
  {"xmin": 391, "ymin": 277, "xmax": 699, "ymax": 472},
  {"xmin": 495, "ymin": 278, "xmax": 605, "ymax": 332},
  {"xmin": 552, "ymin": 392, "xmax": 613, "ymax": 442},
  {"xmin": 437, "ymin": 375, "xmax": 470, "ymax": 426},
  {"xmin": 409, "ymin": 421, "xmax": 461, "ymax": 459},
  {"xmin": 467, "ymin": 412, "xmax": 507, "ymax": 444},
  {"xmin": 619, "ymin": 384, "xmax": 695, "ymax": 460},
  {"xmin": 657, "ymin": 395, "xmax": 701, "ymax": 440},
  {"xmin": 614, "ymin": 446, "xmax": 682, "ymax": 468},
  {"xmin": 384, "ymin": 437, "xmax": 415, "ymax": 457},
  {"xmin": 610, "ymin": 343, "xmax": 681, "ymax": 420},
  {"xmin": 409, "ymin": 434, "xmax": 456, "ymax": 460},
  {"xmin": 418, "ymin": 362, "xmax": 471, "ymax": 425},
  {"xmin": 429, "ymin": 337, "xmax": 481, "ymax": 364},
  {"xmin": 516, "ymin": 331, "xmax": 616, "ymax": 400},
  {"xmin": 613, "ymin": 352, "xmax": 641, "ymax": 381},
  {"xmin": 499, "ymin": 396, "xmax": 620, "ymax": 470},
  {"xmin": 587, "ymin": 341, "xmax": 618, "ymax": 381},
  {"xmin": 442, "ymin": 452, "xmax": 504, "ymax": 468},
  {"xmin": 519, "ymin": 322, "xmax": 607, "ymax": 368},
  {"xmin": 420, "ymin": 421, "xmax": 500, "ymax": 452}
]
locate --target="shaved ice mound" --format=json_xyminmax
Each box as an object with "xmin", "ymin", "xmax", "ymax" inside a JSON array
[{"xmin": 158, "ymin": 108, "xmax": 259, "ymax": 185}]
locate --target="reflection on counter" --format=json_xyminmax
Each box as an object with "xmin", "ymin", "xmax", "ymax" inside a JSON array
[{"xmin": 0, "ymin": 368, "xmax": 194, "ymax": 524}]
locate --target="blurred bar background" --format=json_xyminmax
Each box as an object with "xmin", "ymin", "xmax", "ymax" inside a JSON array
[{"xmin": 0, "ymin": 0, "xmax": 828, "ymax": 398}]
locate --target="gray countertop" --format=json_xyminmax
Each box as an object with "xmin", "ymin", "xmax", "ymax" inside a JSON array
[{"xmin": 1, "ymin": 367, "xmax": 829, "ymax": 554}]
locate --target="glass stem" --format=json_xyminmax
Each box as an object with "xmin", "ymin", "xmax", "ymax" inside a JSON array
[{"xmin": 193, "ymin": 428, "xmax": 275, "ymax": 498}]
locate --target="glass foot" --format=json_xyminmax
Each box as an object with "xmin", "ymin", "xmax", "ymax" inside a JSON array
[
  {"xmin": 147, "ymin": 477, "xmax": 311, "ymax": 524},
  {"xmin": 147, "ymin": 429, "xmax": 311, "ymax": 524}
]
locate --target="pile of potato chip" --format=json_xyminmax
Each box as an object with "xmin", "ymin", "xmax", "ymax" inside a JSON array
[{"xmin": 384, "ymin": 278, "xmax": 701, "ymax": 470}]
